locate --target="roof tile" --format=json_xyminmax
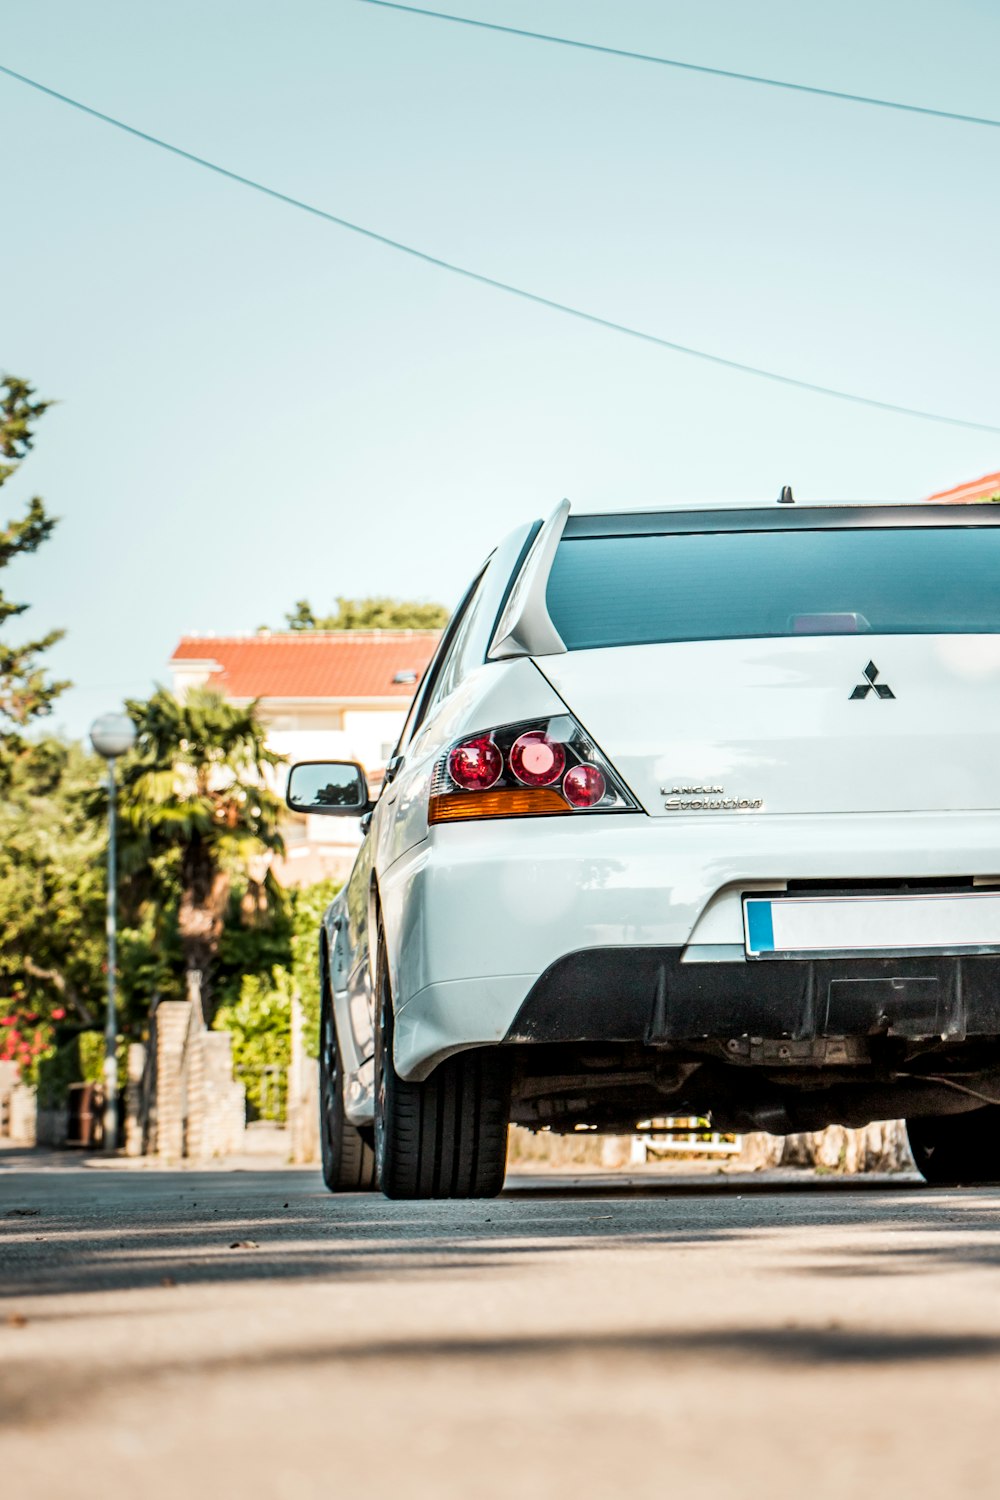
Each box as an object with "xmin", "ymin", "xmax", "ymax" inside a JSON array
[
  {"xmin": 170, "ymin": 631, "xmax": 440, "ymax": 700},
  {"xmin": 925, "ymin": 471, "xmax": 1000, "ymax": 504}
]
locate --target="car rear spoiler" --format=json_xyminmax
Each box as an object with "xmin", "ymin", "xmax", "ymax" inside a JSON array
[{"xmin": 487, "ymin": 499, "xmax": 570, "ymax": 660}]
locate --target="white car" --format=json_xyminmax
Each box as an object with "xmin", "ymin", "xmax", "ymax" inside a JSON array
[{"xmin": 287, "ymin": 497, "xmax": 1000, "ymax": 1197}]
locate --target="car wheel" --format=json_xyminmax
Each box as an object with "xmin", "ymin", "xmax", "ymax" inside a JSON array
[
  {"xmin": 373, "ymin": 930, "xmax": 511, "ymax": 1199},
  {"xmin": 319, "ymin": 982, "xmax": 376, "ymax": 1192},
  {"xmin": 907, "ymin": 1108, "xmax": 1000, "ymax": 1186}
]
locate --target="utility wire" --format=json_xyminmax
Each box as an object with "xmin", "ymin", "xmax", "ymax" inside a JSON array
[
  {"xmin": 357, "ymin": 0, "xmax": 1000, "ymax": 132},
  {"xmin": 1, "ymin": 60, "xmax": 998, "ymax": 435}
]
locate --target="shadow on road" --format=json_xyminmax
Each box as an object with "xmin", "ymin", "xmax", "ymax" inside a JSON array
[
  {"xmin": 6, "ymin": 1150, "xmax": 1000, "ymax": 1440},
  {"xmin": 5, "ymin": 1314, "xmax": 1000, "ymax": 1430},
  {"xmin": 3, "ymin": 1153, "xmax": 1000, "ymax": 1303}
]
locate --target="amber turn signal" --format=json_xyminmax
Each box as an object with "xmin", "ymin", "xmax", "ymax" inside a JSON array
[{"xmin": 429, "ymin": 787, "xmax": 569, "ymax": 823}]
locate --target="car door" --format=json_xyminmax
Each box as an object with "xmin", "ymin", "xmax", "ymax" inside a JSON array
[{"xmin": 341, "ymin": 565, "xmax": 496, "ymax": 1073}]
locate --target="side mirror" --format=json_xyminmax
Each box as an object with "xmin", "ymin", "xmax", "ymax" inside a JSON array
[{"xmin": 286, "ymin": 760, "xmax": 371, "ymax": 816}]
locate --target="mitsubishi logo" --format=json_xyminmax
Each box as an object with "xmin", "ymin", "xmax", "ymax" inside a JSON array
[{"xmin": 850, "ymin": 661, "xmax": 895, "ymax": 700}]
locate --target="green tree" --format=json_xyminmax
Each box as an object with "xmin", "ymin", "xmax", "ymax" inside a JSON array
[
  {"xmin": 285, "ymin": 596, "xmax": 448, "ymax": 631},
  {"xmin": 0, "ymin": 739, "xmax": 106, "ymax": 1029},
  {"xmin": 116, "ymin": 688, "xmax": 287, "ymax": 1021},
  {"xmin": 213, "ymin": 877, "xmax": 341, "ymax": 1117},
  {"xmin": 0, "ymin": 376, "xmax": 68, "ymax": 766},
  {"xmin": 214, "ymin": 972, "xmax": 291, "ymax": 1121}
]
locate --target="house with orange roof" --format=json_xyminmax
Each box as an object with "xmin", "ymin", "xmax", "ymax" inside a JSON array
[
  {"xmin": 170, "ymin": 630, "xmax": 440, "ymax": 883},
  {"xmin": 925, "ymin": 470, "xmax": 1000, "ymax": 504}
]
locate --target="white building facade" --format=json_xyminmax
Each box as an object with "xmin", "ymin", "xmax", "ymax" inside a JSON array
[{"xmin": 170, "ymin": 630, "xmax": 440, "ymax": 884}]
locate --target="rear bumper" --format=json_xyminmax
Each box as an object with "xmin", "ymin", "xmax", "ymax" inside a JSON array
[
  {"xmin": 505, "ymin": 947, "xmax": 1000, "ymax": 1048},
  {"xmin": 380, "ymin": 809, "xmax": 1000, "ymax": 1079}
]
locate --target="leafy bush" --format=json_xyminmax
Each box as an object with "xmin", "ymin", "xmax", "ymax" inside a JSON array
[
  {"xmin": 214, "ymin": 971, "xmax": 292, "ymax": 1121},
  {"xmin": 212, "ymin": 878, "xmax": 341, "ymax": 1119}
]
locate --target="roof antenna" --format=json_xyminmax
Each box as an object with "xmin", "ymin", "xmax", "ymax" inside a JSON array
[{"xmin": 778, "ymin": 485, "xmax": 795, "ymax": 504}]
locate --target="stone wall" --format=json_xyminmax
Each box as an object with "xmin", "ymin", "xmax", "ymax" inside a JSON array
[
  {"xmin": 196, "ymin": 1032, "xmax": 247, "ymax": 1159},
  {"xmin": 125, "ymin": 1042, "xmax": 146, "ymax": 1157},
  {"xmin": 288, "ymin": 1061, "xmax": 320, "ymax": 1164},
  {"xmin": 287, "ymin": 994, "xmax": 320, "ymax": 1164},
  {"xmin": 783, "ymin": 1119, "xmax": 914, "ymax": 1173},
  {"xmin": 7, "ymin": 1084, "xmax": 37, "ymax": 1145},
  {"xmin": 740, "ymin": 1121, "xmax": 914, "ymax": 1172},
  {"xmin": 0, "ymin": 1001, "xmax": 250, "ymax": 1161},
  {"xmin": 0, "ymin": 1063, "xmax": 39, "ymax": 1145},
  {"xmin": 0, "ymin": 1060, "xmax": 18, "ymax": 1137},
  {"xmin": 154, "ymin": 996, "xmax": 248, "ymax": 1163},
  {"xmin": 154, "ymin": 1001, "xmax": 191, "ymax": 1161}
]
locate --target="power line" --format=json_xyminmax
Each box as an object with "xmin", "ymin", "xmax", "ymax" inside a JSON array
[
  {"xmin": 357, "ymin": 0, "xmax": 1000, "ymax": 133},
  {"xmin": 0, "ymin": 60, "xmax": 998, "ymax": 436}
]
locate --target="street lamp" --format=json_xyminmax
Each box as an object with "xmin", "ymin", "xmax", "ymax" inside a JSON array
[{"xmin": 89, "ymin": 712, "xmax": 136, "ymax": 1153}]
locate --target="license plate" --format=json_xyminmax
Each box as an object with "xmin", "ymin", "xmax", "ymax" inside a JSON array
[{"xmin": 743, "ymin": 891, "xmax": 1000, "ymax": 959}]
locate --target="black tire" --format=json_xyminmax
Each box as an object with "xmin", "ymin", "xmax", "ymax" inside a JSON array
[
  {"xmin": 319, "ymin": 981, "xmax": 376, "ymax": 1192},
  {"xmin": 373, "ymin": 932, "xmax": 511, "ymax": 1199},
  {"xmin": 907, "ymin": 1108, "xmax": 1000, "ymax": 1186}
]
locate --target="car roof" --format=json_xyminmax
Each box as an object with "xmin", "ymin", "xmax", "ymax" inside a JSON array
[{"xmin": 564, "ymin": 503, "xmax": 1000, "ymax": 537}]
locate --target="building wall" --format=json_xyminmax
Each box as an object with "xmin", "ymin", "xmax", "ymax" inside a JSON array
[
  {"xmin": 262, "ymin": 702, "xmax": 411, "ymax": 887},
  {"xmin": 263, "ymin": 705, "xmax": 407, "ymax": 780},
  {"xmin": 170, "ymin": 669, "xmax": 417, "ymax": 889}
]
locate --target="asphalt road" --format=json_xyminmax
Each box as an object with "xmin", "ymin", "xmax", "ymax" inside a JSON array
[{"xmin": 3, "ymin": 1147, "xmax": 1000, "ymax": 1499}]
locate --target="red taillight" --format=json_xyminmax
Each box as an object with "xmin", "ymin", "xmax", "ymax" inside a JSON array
[
  {"xmin": 562, "ymin": 764, "xmax": 606, "ymax": 808},
  {"xmin": 430, "ymin": 715, "xmax": 637, "ymax": 823},
  {"xmin": 509, "ymin": 731, "xmax": 567, "ymax": 788},
  {"xmin": 447, "ymin": 735, "xmax": 502, "ymax": 791}
]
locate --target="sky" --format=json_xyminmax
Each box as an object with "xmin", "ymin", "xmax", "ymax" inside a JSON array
[{"xmin": 2, "ymin": 0, "xmax": 998, "ymax": 738}]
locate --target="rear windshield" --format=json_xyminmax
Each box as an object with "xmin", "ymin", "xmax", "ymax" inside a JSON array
[{"xmin": 546, "ymin": 528, "xmax": 1000, "ymax": 649}]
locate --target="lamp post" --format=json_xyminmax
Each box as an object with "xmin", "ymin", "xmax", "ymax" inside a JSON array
[{"xmin": 89, "ymin": 712, "xmax": 136, "ymax": 1153}]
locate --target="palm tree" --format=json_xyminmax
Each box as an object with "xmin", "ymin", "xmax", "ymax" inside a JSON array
[{"xmin": 116, "ymin": 688, "xmax": 285, "ymax": 1021}]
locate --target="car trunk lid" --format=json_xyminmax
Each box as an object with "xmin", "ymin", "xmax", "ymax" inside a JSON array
[{"xmin": 537, "ymin": 634, "xmax": 1000, "ymax": 817}]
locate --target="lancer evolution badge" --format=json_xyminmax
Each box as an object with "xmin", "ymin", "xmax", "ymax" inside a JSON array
[
  {"xmin": 850, "ymin": 661, "xmax": 895, "ymax": 700},
  {"xmin": 660, "ymin": 785, "xmax": 764, "ymax": 812}
]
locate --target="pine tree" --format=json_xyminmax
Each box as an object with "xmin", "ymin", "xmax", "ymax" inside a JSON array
[{"xmin": 0, "ymin": 377, "xmax": 67, "ymax": 761}]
